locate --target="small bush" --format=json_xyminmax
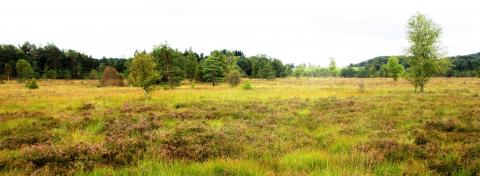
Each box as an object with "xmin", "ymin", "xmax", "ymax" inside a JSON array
[
  {"xmin": 99, "ymin": 66, "xmax": 124, "ymax": 87},
  {"xmin": 0, "ymin": 132, "xmax": 54, "ymax": 150},
  {"xmin": 413, "ymin": 130, "xmax": 430, "ymax": 146},
  {"xmin": 241, "ymin": 81, "xmax": 252, "ymax": 90},
  {"xmin": 103, "ymin": 116, "xmax": 160, "ymax": 141},
  {"xmin": 160, "ymin": 124, "xmax": 238, "ymax": 161},
  {"xmin": 0, "ymin": 117, "xmax": 59, "ymax": 150},
  {"xmin": 20, "ymin": 143, "xmax": 105, "ymax": 174},
  {"xmin": 226, "ymin": 70, "xmax": 241, "ymax": 86},
  {"xmin": 358, "ymin": 140, "xmax": 413, "ymax": 163},
  {"xmin": 77, "ymin": 103, "xmax": 95, "ymax": 111},
  {"xmin": 25, "ymin": 79, "xmax": 39, "ymax": 89},
  {"xmin": 103, "ymin": 137, "xmax": 147, "ymax": 166},
  {"xmin": 45, "ymin": 69, "xmax": 58, "ymax": 79},
  {"xmin": 88, "ymin": 69, "xmax": 100, "ymax": 80},
  {"xmin": 424, "ymin": 119, "xmax": 465, "ymax": 132}
]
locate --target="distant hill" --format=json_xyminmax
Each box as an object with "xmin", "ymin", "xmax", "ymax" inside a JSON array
[
  {"xmin": 351, "ymin": 53, "xmax": 480, "ymax": 77},
  {"xmin": 449, "ymin": 52, "xmax": 480, "ymax": 76},
  {"xmin": 351, "ymin": 56, "xmax": 408, "ymax": 70}
]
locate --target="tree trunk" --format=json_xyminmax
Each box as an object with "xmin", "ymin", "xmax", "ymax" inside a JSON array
[
  {"xmin": 414, "ymin": 85, "xmax": 417, "ymax": 92},
  {"xmin": 420, "ymin": 84, "xmax": 424, "ymax": 93},
  {"xmin": 212, "ymin": 79, "xmax": 216, "ymax": 86}
]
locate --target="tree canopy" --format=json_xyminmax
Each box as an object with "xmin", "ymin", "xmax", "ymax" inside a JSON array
[
  {"xmin": 128, "ymin": 52, "xmax": 158, "ymax": 99},
  {"xmin": 383, "ymin": 56, "xmax": 404, "ymax": 81},
  {"xmin": 1, "ymin": 40, "xmax": 479, "ymax": 85},
  {"xmin": 151, "ymin": 44, "xmax": 186, "ymax": 88},
  {"xmin": 16, "ymin": 59, "xmax": 33, "ymax": 80},
  {"xmin": 405, "ymin": 13, "xmax": 451, "ymax": 92},
  {"xmin": 0, "ymin": 43, "xmax": 126, "ymax": 80},
  {"xmin": 203, "ymin": 51, "xmax": 226, "ymax": 86}
]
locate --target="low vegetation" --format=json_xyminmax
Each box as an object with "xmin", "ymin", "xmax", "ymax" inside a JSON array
[
  {"xmin": 25, "ymin": 79, "xmax": 38, "ymax": 89},
  {"xmin": 0, "ymin": 77, "xmax": 479, "ymax": 175},
  {"xmin": 99, "ymin": 66, "xmax": 124, "ymax": 87}
]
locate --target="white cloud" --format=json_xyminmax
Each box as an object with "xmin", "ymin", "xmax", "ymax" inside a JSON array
[{"xmin": 1, "ymin": 0, "xmax": 480, "ymax": 66}]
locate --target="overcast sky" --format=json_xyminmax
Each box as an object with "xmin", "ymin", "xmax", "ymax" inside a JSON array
[{"xmin": 1, "ymin": 0, "xmax": 479, "ymax": 66}]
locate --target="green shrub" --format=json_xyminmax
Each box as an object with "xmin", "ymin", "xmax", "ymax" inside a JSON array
[
  {"xmin": 226, "ymin": 70, "xmax": 241, "ymax": 86},
  {"xmin": 25, "ymin": 79, "xmax": 39, "ymax": 89},
  {"xmin": 88, "ymin": 69, "xmax": 100, "ymax": 80},
  {"xmin": 46, "ymin": 69, "xmax": 58, "ymax": 79},
  {"xmin": 241, "ymin": 81, "xmax": 252, "ymax": 90}
]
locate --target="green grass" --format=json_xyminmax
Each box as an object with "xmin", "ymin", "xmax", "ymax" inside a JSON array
[
  {"xmin": 77, "ymin": 159, "xmax": 266, "ymax": 176},
  {"xmin": 373, "ymin": 162, "xmax": 402, "ymax": 176},
  {"xmin": 280, "ymin": 150, "xmax": 328, "ymax": 173}
]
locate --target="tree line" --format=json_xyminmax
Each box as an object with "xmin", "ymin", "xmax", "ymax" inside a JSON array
[
  {"xmin": 292, "ymin": 53, "xmax": 479, "ymax": 79},
  {"xmin": 340, "ymin": 52, "xmax": 480, "ymax": 78},
  {"xmin": 0, "ymin": 42, "xmax": 126, "ymax": 80},
  {"xmin": 126, "ymin": 45, "xmax": 290, "ymax": 88},
  {"xmin": 0, "ymin": 42, "xmax": 291, "ymax": 82},
  {"xmin": 2, "ymin": 41, "xmax": 478, "ymax": 83}
]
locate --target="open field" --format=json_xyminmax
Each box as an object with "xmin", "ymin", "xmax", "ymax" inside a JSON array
[{"xmin": 0, "ymin": 78, "xmax": 479, "ymax": 175}]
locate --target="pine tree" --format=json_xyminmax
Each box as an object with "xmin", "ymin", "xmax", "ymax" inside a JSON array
[
  {"xmin": 184, "ymin": 49, "xmax": 198, "ymax": 83},
  {"xmin": 16, "ymin": 59, "xmax": 34, "ymax": 81},
  {"xmin": 203, "ymin": 51, "xmax": 226, "ymax": 86},
  {"xmin": 152, "ymin": 44, "xmax": 185, "ymax": 88}
]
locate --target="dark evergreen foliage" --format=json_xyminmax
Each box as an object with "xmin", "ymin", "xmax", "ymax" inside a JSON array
[{"xmin": 0, "ymin": 42, "xmax": 127, "ymax": 80}]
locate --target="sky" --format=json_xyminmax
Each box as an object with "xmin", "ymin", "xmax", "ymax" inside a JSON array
[{"xmin": 1, "ymin": 0, "xmax": 480, "ymax": 66}]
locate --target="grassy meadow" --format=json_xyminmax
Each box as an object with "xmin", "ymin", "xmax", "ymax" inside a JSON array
[{"xmin": 0, "ymin": 78, "xmax": 479, "ymax": 175}]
